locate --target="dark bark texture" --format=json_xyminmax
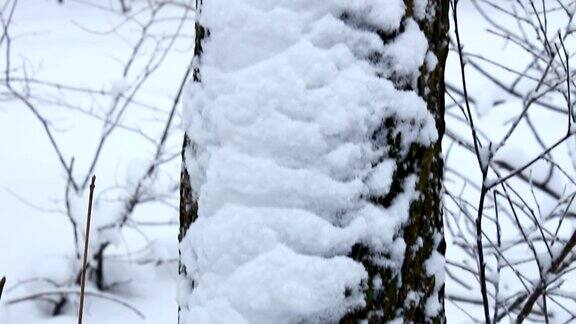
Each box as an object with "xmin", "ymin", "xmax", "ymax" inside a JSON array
[
  {"xmin": 341, "ymin": 2, "xmax": 448, "ymax": 323},
  {"xmin": 178, "ymin": 3, "xmax": 204, "ymax": 320},
  {"xmin": 179, "ymin": 1, "xmax": 448, "ymax": 322}
]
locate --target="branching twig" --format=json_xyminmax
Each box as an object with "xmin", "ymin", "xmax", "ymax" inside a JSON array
[
  {"xmin": 6, "ymin": 288, "xmax": 144, "ymax": 319},
  {"xmin": 452, "ymin": 1, "xmax": 492, "ymax": 321}
]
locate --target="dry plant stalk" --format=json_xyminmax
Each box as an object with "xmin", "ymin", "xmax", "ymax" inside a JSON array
[
  {"xmin": 0, "ymin": 276, "xmax": 6, "ymax": 301},
  {"xmin": 78, "ymin": 176, "xmax": 96, "ymax": 324}
]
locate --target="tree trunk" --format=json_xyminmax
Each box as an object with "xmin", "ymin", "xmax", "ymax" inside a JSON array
[{"xmin": 179, "ymin": 1, "xmax": 448, "ymax": 322}]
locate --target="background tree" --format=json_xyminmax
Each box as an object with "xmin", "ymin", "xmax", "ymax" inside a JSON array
[
  {"xmin": 1, "ymin": 0, "xmax": 194, "ymax": 318},
  {"xmin": 445, "ymin": 0, "xmax": 576, "ymax": 322}
]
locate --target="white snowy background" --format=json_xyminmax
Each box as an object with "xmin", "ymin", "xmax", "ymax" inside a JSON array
[{"xmin": 0, "ymin": 0, "xmax": 573, "ymax": 323}]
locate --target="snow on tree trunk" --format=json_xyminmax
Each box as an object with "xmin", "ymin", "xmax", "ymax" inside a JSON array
[{"xmin": 179, "ymin": 0, "xmax": 448, "ymax": 323}]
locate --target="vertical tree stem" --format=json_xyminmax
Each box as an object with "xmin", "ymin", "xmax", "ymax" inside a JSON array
[
  {"xmin": 0, "ymin": 276, "xmax": 6, "ymax": 301},
  {"xmin": 78, "ymin": 175, "xmax": 96, "ymax": 324}
]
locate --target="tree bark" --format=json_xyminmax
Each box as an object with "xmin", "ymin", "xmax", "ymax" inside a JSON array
[
  {"xmin": 342, "ymin": 1, "xmax": 449, "ymax": 322},
  {"xmin": 179, "ymin": 1, "xmax": 448, "ymax": 322},
  {"xmin": 178, "ymin": 5, "xmax": 204, "ymax": 320}
]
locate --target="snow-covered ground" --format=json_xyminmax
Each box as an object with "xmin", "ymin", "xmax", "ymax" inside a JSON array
[{"xmin": 1, "ymin": 0, "xmax": 574, "ymax": 323}]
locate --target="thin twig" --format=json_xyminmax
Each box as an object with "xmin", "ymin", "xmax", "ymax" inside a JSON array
[
  {"xmin": 6, "ymin": 288, "xmax": 144, "ymax": 319},
  {"xmin": 78, "ymin": 175, "xmax": 96, "ymax": 324},
  {"xmin": 0, "ymin": 276, "xmax": 6, "ymax": 301},
  {"xmin": 452, "ymin": 0, "xmax": 492, "ymax": 321}
]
